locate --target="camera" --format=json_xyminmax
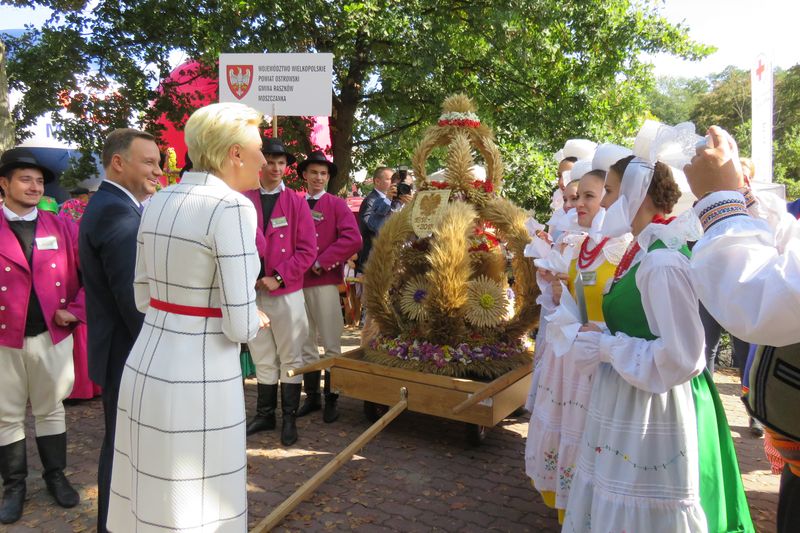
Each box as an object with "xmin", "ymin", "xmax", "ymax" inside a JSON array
[
  {"xmin": 397, "ymin": 182, "xmax": 412, "ymax": 196},
  {"xmin": 396, "ymin": 166, "xmax": 412, "ymax": 196}
]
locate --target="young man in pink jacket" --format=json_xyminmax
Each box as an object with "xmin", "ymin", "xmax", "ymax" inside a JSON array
[
  {"xmin": 295, "ymin": 151, "xmax": 362, "ymax": 422},
  {"xmin": 0, "ymin": 148, "xmax": 84, "ymax": 523},
  {"xmin": 243, "ymin": 139, "xmax": 316, "ymax": 446}
]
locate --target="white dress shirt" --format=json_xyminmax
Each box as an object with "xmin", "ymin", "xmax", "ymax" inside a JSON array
[{"xmin": 691, "ymin": 190, "xmax": 800, "ymax": 347}]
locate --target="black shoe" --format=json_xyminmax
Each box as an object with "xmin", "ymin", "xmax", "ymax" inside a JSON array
[
  {"xmin": 0, "ymin": 439, "xmax": 27, "ymax": 524},
  {"xmin": 44, "ymin": 471, "xmax": 79, "ymax": 508},
  {"xmin": 296, "ymin": 371, "xmax": 322, "ymax": 417},
  {"xmin": 750, "ymin": 417, "xmax": 765, "ymax": 438},
  {"xmin": 246, "ymin": 383, "xmax": 278, "ymax": 436},
  {"xmin": 36, "ymin": 434, "xmax": 79, "ymax": 508},
  {"xmin": 323, "ymin": 394, "xmax": 339, "ymax": 423},
  {"xmin": 281, "ymin": 382, "xmax": 302, "ymax": 446}
]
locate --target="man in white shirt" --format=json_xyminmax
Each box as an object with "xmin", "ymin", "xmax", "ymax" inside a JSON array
[
  {"xmin": 685, "ymin": 125, "xmax": 800, "ymax": 533},
  {"xmin": 0, "ymin": 148, "xmax": 85, "ymax": 523}
]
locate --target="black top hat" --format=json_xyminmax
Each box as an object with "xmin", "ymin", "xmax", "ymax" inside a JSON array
[
  {"xmin": 0, "ymin": 147, "xmax": 56, "ymax": 183},
  {"xmin": 297, "ymin": 150, "xmax": 338, "ymax": 178},
  {"xmin": 261, "ymin": 138, "xmax": 296, "ymax": 166}
]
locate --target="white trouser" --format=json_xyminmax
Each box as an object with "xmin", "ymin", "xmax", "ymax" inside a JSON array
[
  {"xmin": 301, "ymin": 284, "xmax": 344, "ymax": 366},
  {"xmin": 0, "ymin": 332, "xmax": 74, "ymax": 446},
  {"xmin": 249, "ymin": 290, "xmax": 307, "ymax": 385}
]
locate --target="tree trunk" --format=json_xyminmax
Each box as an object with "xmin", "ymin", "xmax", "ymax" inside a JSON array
[
  {"xmin": 327, "ymin": 42, "xmax": 368, "ymax": 197},
  {"xmin": 0, "ymin": 39, "xmax": 16, "ymax": 151},
  {"xmin": 329, "ymin": 94, "xmax": 358, "ymax": 196}
]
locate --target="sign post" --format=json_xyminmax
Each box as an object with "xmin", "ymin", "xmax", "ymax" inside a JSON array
[
  {"xmin": 751, "ymin": 53, "xmax": 774, "ymax": 182},
  {"xmin": 219, "ymin": 53, "xmax": 333, "ymax": 132}
]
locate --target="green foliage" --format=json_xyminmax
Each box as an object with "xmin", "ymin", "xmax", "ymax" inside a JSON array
[
  {"xmin": 690, "ymin": 67, "xmax": 751, "ymax": 134},
  {"xmin": 645, "ymin": 75, "xmax": 708, "ymax": 124},
  {"xmin": 58, "ymin": 151, "xmax": 97, "ymax": 191},
  {"xmin": 775, "ymin": 65, "xmax": 800, "ymax": 141},
  {"xmin": 775, "ymin": 126, "xmax": 800, "ymax": 183},
  {"xmin": 5, "ymin": 0, "xmax": 709, "ymax": 206},
  {"xmin": 496, "ymin": 132, "xmax": 556, "ymax": 220}
]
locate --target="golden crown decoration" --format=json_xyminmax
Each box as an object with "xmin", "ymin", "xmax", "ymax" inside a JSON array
[{"xmin": 362, "ymin": 94, "xmax": 539, "ymax": 379}]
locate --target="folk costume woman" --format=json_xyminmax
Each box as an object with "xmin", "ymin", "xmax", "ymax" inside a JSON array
[
  {"xmin": 107, "ymin": 103, "xmax": 269, "ymax": 532},
  {"xmin": 562, "ymin": 156, "xmax": 753, "ymax": 533},
  {"xmin": 526, "ymin": 170, "xmax": 630, "ymax": 523},
  {"xmin": 526, "ymin": 175, "xmax": 583, "ymax": 413}
]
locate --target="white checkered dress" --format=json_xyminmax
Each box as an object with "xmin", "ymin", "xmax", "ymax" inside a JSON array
[{"xmin": 107, "ymin": 172, "xmax": 260, "ymax": 532}]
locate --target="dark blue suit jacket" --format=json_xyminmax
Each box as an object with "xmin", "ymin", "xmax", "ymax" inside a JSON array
[
  {"xmin": 356, "ymin": 189, "xmax": 392, "ymax": 273},
  {"xmin": 79, "ymin": 181, "xmax": 145, "ymax": 388}
]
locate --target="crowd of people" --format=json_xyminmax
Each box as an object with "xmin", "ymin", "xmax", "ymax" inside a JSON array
[
  {"xmin": 524, "ymin": 130, "xmax": 799, "ymax": 533},
  {"xmin": 0, "ymin": 100, "xmax": 797, "ymax": 532}
]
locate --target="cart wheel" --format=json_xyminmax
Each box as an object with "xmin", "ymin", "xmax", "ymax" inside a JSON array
[
  {"xmin": 363, "ymin": 401, "xmax": 389, "ymax": 422},
  {"xmin": 466, "ymin": 423, "xmax": 489, "ymax": 446}
]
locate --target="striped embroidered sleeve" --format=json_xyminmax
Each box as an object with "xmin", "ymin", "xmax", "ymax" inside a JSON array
[
  {"xmin": 213, "ymin": 196, "xmax": 261, "ymax": 343},
  {"xmin": 691, "ymin": 191, "xmax": 800, "ymax": 347}
]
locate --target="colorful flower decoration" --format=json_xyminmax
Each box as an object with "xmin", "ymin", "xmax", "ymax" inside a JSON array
[
  {"xmin": 464, "ymin": 275, "xmax": 508, "ymax": 328},
  {"xmin": 470, "ymin": 178, "xmax": 493, "ymax": 193},
  {"xmin": 58, "ymin": 198, "xmax": 87, "ymax": 223},
  {"xmin": 469, "ymin": 226, "xmax": 501, "ymax": 252},
  {"xmin": 437, "ymin": 111, "xmax": 481, "ymax": 128},
  {"xmin": 370, "ymin": 334, "xmax": 527, "ymax": 367},
  {"xmin": 399, "ymin": 275, "xmax": 429, "ymax": 320}
]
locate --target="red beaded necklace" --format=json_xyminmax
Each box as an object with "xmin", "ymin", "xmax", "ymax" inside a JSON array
[
  {"xmin": 612, "ymin": 214, "xmax": 675, "ymax": 281},
  {"xmin": 577, "ymin": 237, "xmax": 610, "ymax": 270},
  {"xmin": 613, "ymin": 241, "xmax": 641, "ymax": 281}
]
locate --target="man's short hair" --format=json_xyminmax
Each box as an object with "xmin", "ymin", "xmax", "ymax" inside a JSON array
[
  {"xmin": 102, "ymin": 129, "xmax": 156, "ymax": 169},
  {"xmin": 373, "ymin": 166, "xmax": 392, "ymax": 180},
  {"xmin": 561, "ymin": 156, "xmax": 578, "ymax": 164}
]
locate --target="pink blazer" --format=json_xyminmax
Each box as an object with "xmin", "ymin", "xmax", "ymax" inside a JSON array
[
  {"xmin": 243, "ymin": 188, "xmax": 316, "ymax": 296},
  {"xmin": 0, "ymin": 211, "xmax": 85, "ymax": 348},
  {"xmin": 303, "ymin": 193, "xmax": 362, "ymax": 288}
]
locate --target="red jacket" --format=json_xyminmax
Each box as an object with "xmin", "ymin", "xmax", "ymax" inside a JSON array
[
  {"xmin": 243, "ymin": 187, "xmax": 316, "ymax": 296},
  {"xmin": 303, "ymin": 193, "xmax": 362, "ymax": 289},
  {"xmin": 0, "ymin": 211, "xmax": 85, "ymax": 348}
]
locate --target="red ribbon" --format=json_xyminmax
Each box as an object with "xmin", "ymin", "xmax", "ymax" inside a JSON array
[{"xmin": 150, "ymin": 298, "xmax": 223, "ymax": 318}]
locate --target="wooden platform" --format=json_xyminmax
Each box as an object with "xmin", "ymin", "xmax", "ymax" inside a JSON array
[{"xmin": 327, "ymin": 348, "xmax": 531, "ymax": 428}]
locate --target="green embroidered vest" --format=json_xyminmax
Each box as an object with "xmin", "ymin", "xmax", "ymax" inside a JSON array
[{"xmin": 602, "ymin": 239, "xmax": 691, "ymax": 340}]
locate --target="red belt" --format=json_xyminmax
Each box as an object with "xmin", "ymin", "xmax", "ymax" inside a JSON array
[{"xmin": 149, "ymin": 298, "xmax": 223, "ymax": 318}]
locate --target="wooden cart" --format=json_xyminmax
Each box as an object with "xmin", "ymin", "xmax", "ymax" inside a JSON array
[
  {"xmin": 252, "ymin": 349, "xmax": 531, "ymax": 531},
  {"xmin": 297, "ymin": 347, "xmax": 532, "ymax": 445}
]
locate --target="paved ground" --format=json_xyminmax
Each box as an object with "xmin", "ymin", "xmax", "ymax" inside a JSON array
[{"xmin": 2, "ymin": 330, "xmax": 780, "ymax": 532}]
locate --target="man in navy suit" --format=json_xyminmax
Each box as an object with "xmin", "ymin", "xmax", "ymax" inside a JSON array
[
  {"xmin": 79, "ymin": 128, "xmax": 162, "ymax": 533},
  {"xmin": 356, "ymin": 166, "xmax": 394, "ymax": 274}
]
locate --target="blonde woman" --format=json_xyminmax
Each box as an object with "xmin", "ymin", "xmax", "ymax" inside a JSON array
[{"xmin": 107, "ymin": 103, "xmax": 269, "ymax": 532}]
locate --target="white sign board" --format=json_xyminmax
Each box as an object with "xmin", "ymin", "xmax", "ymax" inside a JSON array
[
  {"xmin": 219, "ymin": 53, "xmax": 333, "ymax": 116},
  {"xmin": 751, "ymin": 54, "xmax": 774, "ymax": 182}
]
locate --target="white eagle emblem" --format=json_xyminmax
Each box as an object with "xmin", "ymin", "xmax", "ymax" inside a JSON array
[{"xmin": 226, "ymin": 65, "xmax": 253, "ymax": 100}]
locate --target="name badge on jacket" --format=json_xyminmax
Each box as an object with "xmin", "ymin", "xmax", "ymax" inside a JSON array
[
  {"xmin": 271, "ymin": 216, "xmax": 289, "ymax": 228},
  {"xmin": 35, "ymin": 236, "xmax": 59, "ymax": 250},
  {"xmin": 311, "ymin": 210, "xmax": 324, "ymax": 222}
]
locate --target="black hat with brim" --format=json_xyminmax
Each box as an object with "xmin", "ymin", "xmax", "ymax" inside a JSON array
[
  {"xmin": 297, "ymin": 150, "xmax": 338, "ymax": 178},
  {"xmin": 0, "ymin": 147, "xmax": 56, "ymax": 184},
  {"xmin": 262, "ymin": 138, "xmax": 297, "ymax": 166}
]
